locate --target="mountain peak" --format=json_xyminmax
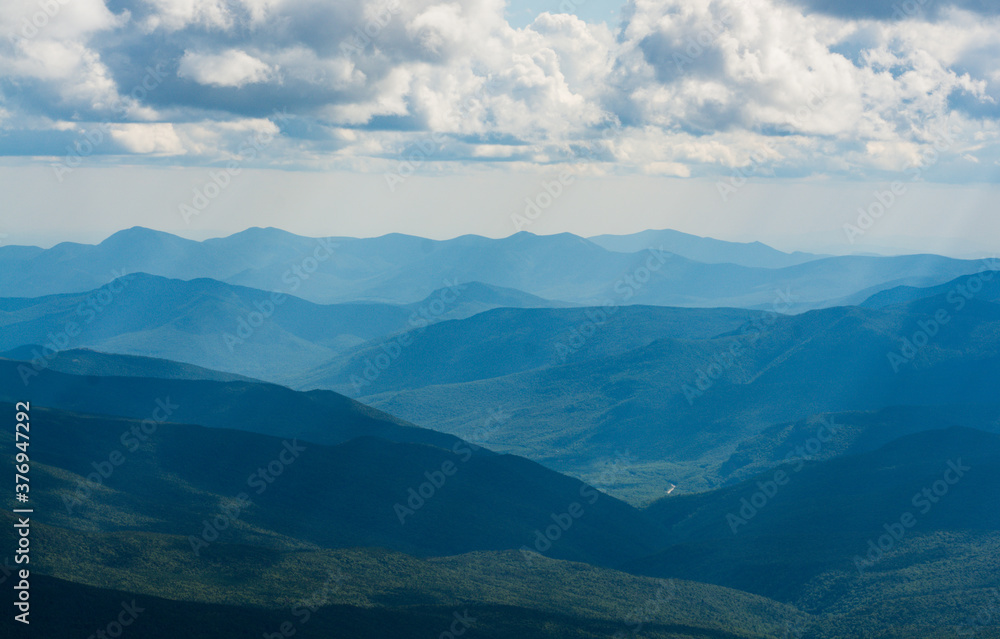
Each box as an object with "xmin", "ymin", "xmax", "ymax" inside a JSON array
[
  {"xmin": 225, "ymin": 226, "xmax": 305, "ymax": 240},
  {"xmin": 99, "ymin": 227, "xmax": 190, "ymax": 247}
]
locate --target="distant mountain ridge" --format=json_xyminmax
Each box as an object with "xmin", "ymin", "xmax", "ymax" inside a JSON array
[
  {"xmin": 859, "ymin": 265, "xmax": 1000, "ymax": 309},
  {"xmin": 587, "ymin": 229, "xmax": 823, "ymax": 268},
  {"xmin": 0, "ymin": 226, "xmax": 985, "ymax": 310},
  {"xmin": 0, "ymin": 274, "xmax": 568, "ymax": 382}
]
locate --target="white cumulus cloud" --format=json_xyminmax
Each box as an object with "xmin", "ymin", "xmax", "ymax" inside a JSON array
[{"xmin": 178, "ymin": 49, "xmax": 277, "ymax": 87}]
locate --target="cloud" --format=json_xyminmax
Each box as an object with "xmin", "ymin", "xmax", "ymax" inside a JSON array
[
  {"xmin": 137, "ymin": 0, "xmax": 235, "ymax": 32},
  {"xmin": 0, "ymin": 0, "xmax": 131, "ymax": 121},
  {"xmin": 109, "ymin": 122, "xmax": 185, "ymax": 154},
  {"xmin": 0, "ymin": 0, "xmax": 998, "ymax": 181},
  {"xmin": 0, "ymin": 0, "xmax": 123, "ymax": 42},
  {"xmin": 177, "ymin": 49, "xmax": 277, "ymax": 87}
]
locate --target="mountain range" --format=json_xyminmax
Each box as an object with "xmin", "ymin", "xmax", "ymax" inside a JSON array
[
  {"xmin": 0, "ymin": 226, "xmax": 987, "ymax": 309},
  {"xmin": 3, "ymin": 226, "xmax": 999, "ymax": 638},
  {"xmin": 0, "ymin": 273, "xmax": 563, "ymax": 381},
  {"xmin": 339, "ymin": 269, "xmax": 1000, "ymax": 501},
  {"xmin": 587, "ymin": 228, "xmax": 824, "ymax": 268}
]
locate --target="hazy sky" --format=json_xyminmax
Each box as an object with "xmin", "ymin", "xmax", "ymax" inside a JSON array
[{"xmin": 1, "ymin": 0, "xmax": 998, "ymax": 255}]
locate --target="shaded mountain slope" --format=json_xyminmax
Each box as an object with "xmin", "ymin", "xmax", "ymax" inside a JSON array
[
  {"xmin": 359, "ymin": 298, "xmax": 1000, "ymax": 500},
  {"xmin": 293, "ymin": 305, "xmax": 762, "ymax": 395},
  {"xmin": 8, "ymin": 403, "xmax": 663, "ymax": 565},
  {"xmin": 631, "ymin": 428, "xmax": 1000, "ymax": 607},
  {"xmin": 0, "ymin": 346, "xmax": 259, "ymax": 383},
  {"xmin": 0, "ymin": 361, "xmax": 459, "ymax": 450}
]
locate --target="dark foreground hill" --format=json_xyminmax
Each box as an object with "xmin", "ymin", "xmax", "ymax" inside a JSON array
[
  {"xmin": 23, "ymin": 556, "xmax": 808, "ymax": 639},
  {"xmin": 4, "ymin": 401, "xmax": 999, "ymax": 637},
  {"xmin": 0, "ymin": 346, "xmax": 260, "ymax": 382},
  {"xmin": 627, "ymin": 427, "xmax": 1000, "ymax": 634},
  {"xmin": 2, "ymin": 401, "xmax": 812, "ymax": 638},
  {"xmin": 0, "ymin": 360, "xmax": 460, "ymax": 450},
  {"xmin": 10, "ymin": 403, "xmax": 662, "ymax": 564}
]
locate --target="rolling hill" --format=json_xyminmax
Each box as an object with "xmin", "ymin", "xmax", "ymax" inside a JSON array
[
  {"xmin": 6, "ymin": 401, "xmax": 999, "ymax": 638},
  {"xmin": 0, "ymin": 360, "xmax": 461, "ymax": 451},
  {"xmin": 9, "ymin": 403, "xmax": 663, "ymax": 564},
  {"xmin": 292, "ymin": 304, "xmax": 763, "ymax": 395},
  {"xmin": 354, "ymin": 292, "xmax": 1000, "ymax": 501},
  {"xmin": 0, "ymin": 274, "xmax": 564, "ymax": 382},
  {"xmin": 0, "ymin": 346, "xmax": 260, "ymax": 383},
  {"xmin": 859, "ymin": 264, "xmax": 1000, "ymax": 309},
  {"xmin": 628, "ymin": 427, "xmax": 1000, "ymax": 636}
]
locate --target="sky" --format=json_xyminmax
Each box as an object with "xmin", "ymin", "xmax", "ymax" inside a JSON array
[{"xmin": 1, "ymin": 0, "xmax": 999, "ymax": 255}]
